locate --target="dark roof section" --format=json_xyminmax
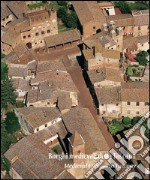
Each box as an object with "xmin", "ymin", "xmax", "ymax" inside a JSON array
[{"xmin": 44, "ymin": 29, "xmax": 81, "ymax": 47}]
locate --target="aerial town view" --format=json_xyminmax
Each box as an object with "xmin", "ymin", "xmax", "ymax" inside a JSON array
[{"xmin": 1, "ymin": 1, "xmax": 149, "ymax": 179}]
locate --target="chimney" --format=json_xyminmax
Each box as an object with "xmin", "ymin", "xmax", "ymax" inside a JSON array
[
  {"xmin": 110, "ymin": 29, "xmax": 116, "ymax": 38},
  {"xmin": 116, "ymin": 27, "xmax": 123, "ymax": 36},
  {"xmin": 109, "ymin": 20, "xmax": 115, "ymax": 30},
  {"xmin": 102, "ymin": 23, "xmax": 108, "ymax": 34}
]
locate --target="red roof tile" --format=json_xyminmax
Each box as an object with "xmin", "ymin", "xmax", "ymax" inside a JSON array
[
  {"xmin": 114, "ymin": 8, "xmax": 122, "ymax": 15},
  {"xmin": 125, "ymin": 52, "xmax": 137, "ymax": 62}
]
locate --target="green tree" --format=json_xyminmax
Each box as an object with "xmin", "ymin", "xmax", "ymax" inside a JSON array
[
  {"xmin": 1, "ymin": 62, "xmax": 8, "ymax": 81},
  {"xmin": 65, "ymin": 12, "xmax": 78, "ymax": 28},
  {"xmin": 114, "ymin": 1, "xmax": 131, "ymax": 14},
  {"xmin": 57, "ymin": 1, "xmax": 67, "ymax": 8},
  {"xmin": 57, "ymin": 6, "xmax": 67, "ymax": 20},
  {"xmin": 1, "ymin": 122, "xmax": 11, "ymax": 153},
  {"xmin": 1, "ymin": 53, "xmax": 6, "ymax": 59},
  {"xmin": 132, "ymin": 116, "xmax": 141, "ymax": 126},
  {"xmin": 1, "ymin": 78, "xmax": 16, "ymax": 109},
  {"xmin": 1, "ymin": 156, "xmax": 11, "ymax": 174},
  {"xmin": 136, "ymin": 51, "xmax": 148, "ymax": 66},
  {"xmin": 108, "ymin": 119, "xmax": 124, "ymax": 135},
  {"xmin": 5, "ymin": 111, "xmax": 20, "ymax": 134},
  {"xmin": 122, "ymin": 117, "xmax": 132, "ymax": 126},
  {"xmin": 127, "ymin": 66, "xmax": 133, "ymax": 77}
]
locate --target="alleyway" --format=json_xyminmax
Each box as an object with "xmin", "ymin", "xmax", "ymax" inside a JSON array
[{"xmin": 66, "ymin": 60, "xmax": 115, "ymax": 149}]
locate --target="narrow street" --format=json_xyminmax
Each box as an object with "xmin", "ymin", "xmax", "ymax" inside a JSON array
[{"xmin": 66, "ymin": 60, "xmax": 115, "ymax": 149}]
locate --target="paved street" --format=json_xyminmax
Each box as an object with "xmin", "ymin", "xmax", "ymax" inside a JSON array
[{"xmin": 66, "ymin": 60, "xmax": 115, "ymax": 149}]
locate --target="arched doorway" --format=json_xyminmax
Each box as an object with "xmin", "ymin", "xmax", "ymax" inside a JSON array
[
  {"xmin": 26, "ymin": 42, "xmax": 32, "ymax": 49},
  {"xmin": 96, "ymin": 29, "xmax": 101, "ymax": 33}
]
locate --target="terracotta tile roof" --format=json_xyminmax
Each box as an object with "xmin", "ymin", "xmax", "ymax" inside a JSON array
[
  {"xmin": 9, "ymin": 19, "xmax": 31, "ymax": 32},
  {"xmin": 137, "ymin": 35, "xmax": 149, "ymax": 44},
  {"xmin": 106, "ymin": 14, "xmax": 133, "ymax": 27},
  {"xmin": 82, "ymin": 49, "xmax": 95, "ymax": 60},
  {"xmin": 7, "ymin": 1, "xmax": 28, "ymax": 19},
  {"xmin": 123, "ymin": 35, "xmax": 149, "ymax": 51},
  {"xmin": 12, "ymin": 78, "xmax": 30, "ymax": 91},
  {"xmin": 58, "ymin": 92, "xmax": 72, "ymax": 112},
  {"xmin": 4, "ymin": 135, "xmax": 66, "ymax": 179},
  {"xmin": 37, "ymin": 46, "xmax": 81, "ymax": 62},
  {"xmin": 8, "ymin": 64, "xmax": 27, "ymax": 78},
  {"xmin": 114, "ymin": 7, "xmax": 122, "ymax": 15},
  {"xmin": 103, "ymin": 48, "xmax": 120, "ymax": 59},
  {"xmin": 71, "ymin": 1, "xmax": 106, "ymax": 25},
  {"xmin": 1, "ymin": 1, "xmax": 12, "ymax": 19},
  {"xmin": 44, "ymin": 29, "xmax": 81, "ymax": 47},
  {"xmin": 70, "ymin": 131, "xmax": 84, "ymax": 146},
  {"xmin": 31, "ymin": 71, "xmax": 78, "ymax": 93},
  {"xmin": 121, "ymin": 82, "xmax": 149, "ymax": 102},
  {"xmin": 56, "ymin": 170, "xmax": 76, "ymax": 179},
  {"xmin": 132, "ymin": 10, "xmax": 149, "ymax": 26},
  {"xmin": 12, "ymin": 159, "xmax": 39, "ymax": 179},
  {"xmin": 13, "ymin": 43, "xmax": 28, "ymax": 58},
  {"xmin": 1, "ymin": 28, "xmax": 20, "ymax": 45},
  {"xmin": 87, "ymin": 68, "xmax": 122, "ymax": 84},
  {"xmin": 123, "ymin": 36, "xmax": 139, "ymax": 50},
  {"xmin": 33, "ymin": 121, "xmax": 67, "ymax": 142},
  {"xmin": 27, "ymin": 87, "xmax": 58, "ymax": 104},
  {"xmin": 95, "ymin": 86, "xmax": 121, "ymax": 104},
  {"xmin": 16, "ymin": 107, "xmax": 61, "ymax": 129},
  {"xmin": 62, "ymin": 107, "xmax": 109, "ymax": 154},
  {"xmin": 125, "ymin": 52, "xmax": 137, "ymax": 62},
  {"xmin": 98, "ymin": 2, "xmax": 113, "ymax": 7},
  {"xmin": 37, "ymin": 58, "xmax": 67, "ymax": 73}
]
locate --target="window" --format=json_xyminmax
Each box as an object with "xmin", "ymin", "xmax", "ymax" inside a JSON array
[
  {"xmin": 23, "ymin": 36, "xmax": 26, "ymax": 39},
  {"xmin": 145, "ymin": 102, "xmax": 149, "ymax": 106},
  {"xmin": 35, "ymin": 32, "xmax": 39, "ymax": 36},
  {"xmin": 36, "ymin": 128, "xmax": 39, "ymax": 131},
  {"xmin": 77, "ymin": 151, "xmax": 80, "ymax": 154},
  {"xmin": 101, "ymin": 104, "xmax": 104, "ymax": 106},
  {"xmin": 93, "ymin": 26, "xmax": 96, "ymax": 29},
  {"xmin": 116, "ymin": 104, "xmax": 118, "ymax": 106},
  {"xmin": 127, "ymin": 102, "xmax": 130, "ymax": 105},
  {"xmin": 45, "ymin": 124, "xmax": 47, "ymax": 127},
  {"xmin": 136, "ymin": 102, "xmax": 140, "ymax": 106},
  {"xmin": 41, "ymin": 31, "xmax": 45, "ymax": 35},
  {"xmin": 40, "ymin": 41, "xmax": 42, "ymax": 43},
  {"xmin": 127, "ymin": 110, "xmax": 130, "ymax": 114},
  {"xmin": 47, "ymin": 30, "xmax": 50, "ymax": 33},
  {"xmin": 138, "ymin": 26, "xmax": 141, "ymax": 30},
  {"xmin": 28, "ymin": 35, "xmax": 31, "ymax": 38},
  {"xmin": 136, "ymin": 111, "xmax": 139, "ymax": 114}
]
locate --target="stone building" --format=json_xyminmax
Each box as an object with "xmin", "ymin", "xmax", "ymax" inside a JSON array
[
  {"xmin": 15, "ymin": 107, "xmax": 61, "ymax": 135},
  {"xmin": 71, "ymin": 1, "xmax": 106, "ymax": 39},
  {"xmin": 94, "ymin": 82, "xmax": 149, "ymax": 118},
  {"xmin": 106, "ymin": 10, "xmax": 149, "ymax": 37},
  {"xmin": 44, "ymin": 29, "xmax": 81, "ymax": 52},
  {"xmin": 5, "ymin": 107, "xmax": 110, "ymax": 179},
  {"xmin": 22, "ymin": 7, "xmax": 58, "ymax": 49},
  {"xmin": 83, "ymin": 37, "xmax": 120, "ymax": 70},
  {"xmin": 121, "ymin": 82, "xmax": 149, "ymax": 118},
  {"xmin": 1, "ymin": 5, "xmax": 58, "ymax": 54}
]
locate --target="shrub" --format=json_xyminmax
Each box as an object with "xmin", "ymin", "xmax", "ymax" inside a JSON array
[
  {"xmin": 5, "ymin": 111, "xmax": 20, "ymax": 134},
  {"xmin": 122, "ymin": 117, "xmax": 132, "ymax": 126}
]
